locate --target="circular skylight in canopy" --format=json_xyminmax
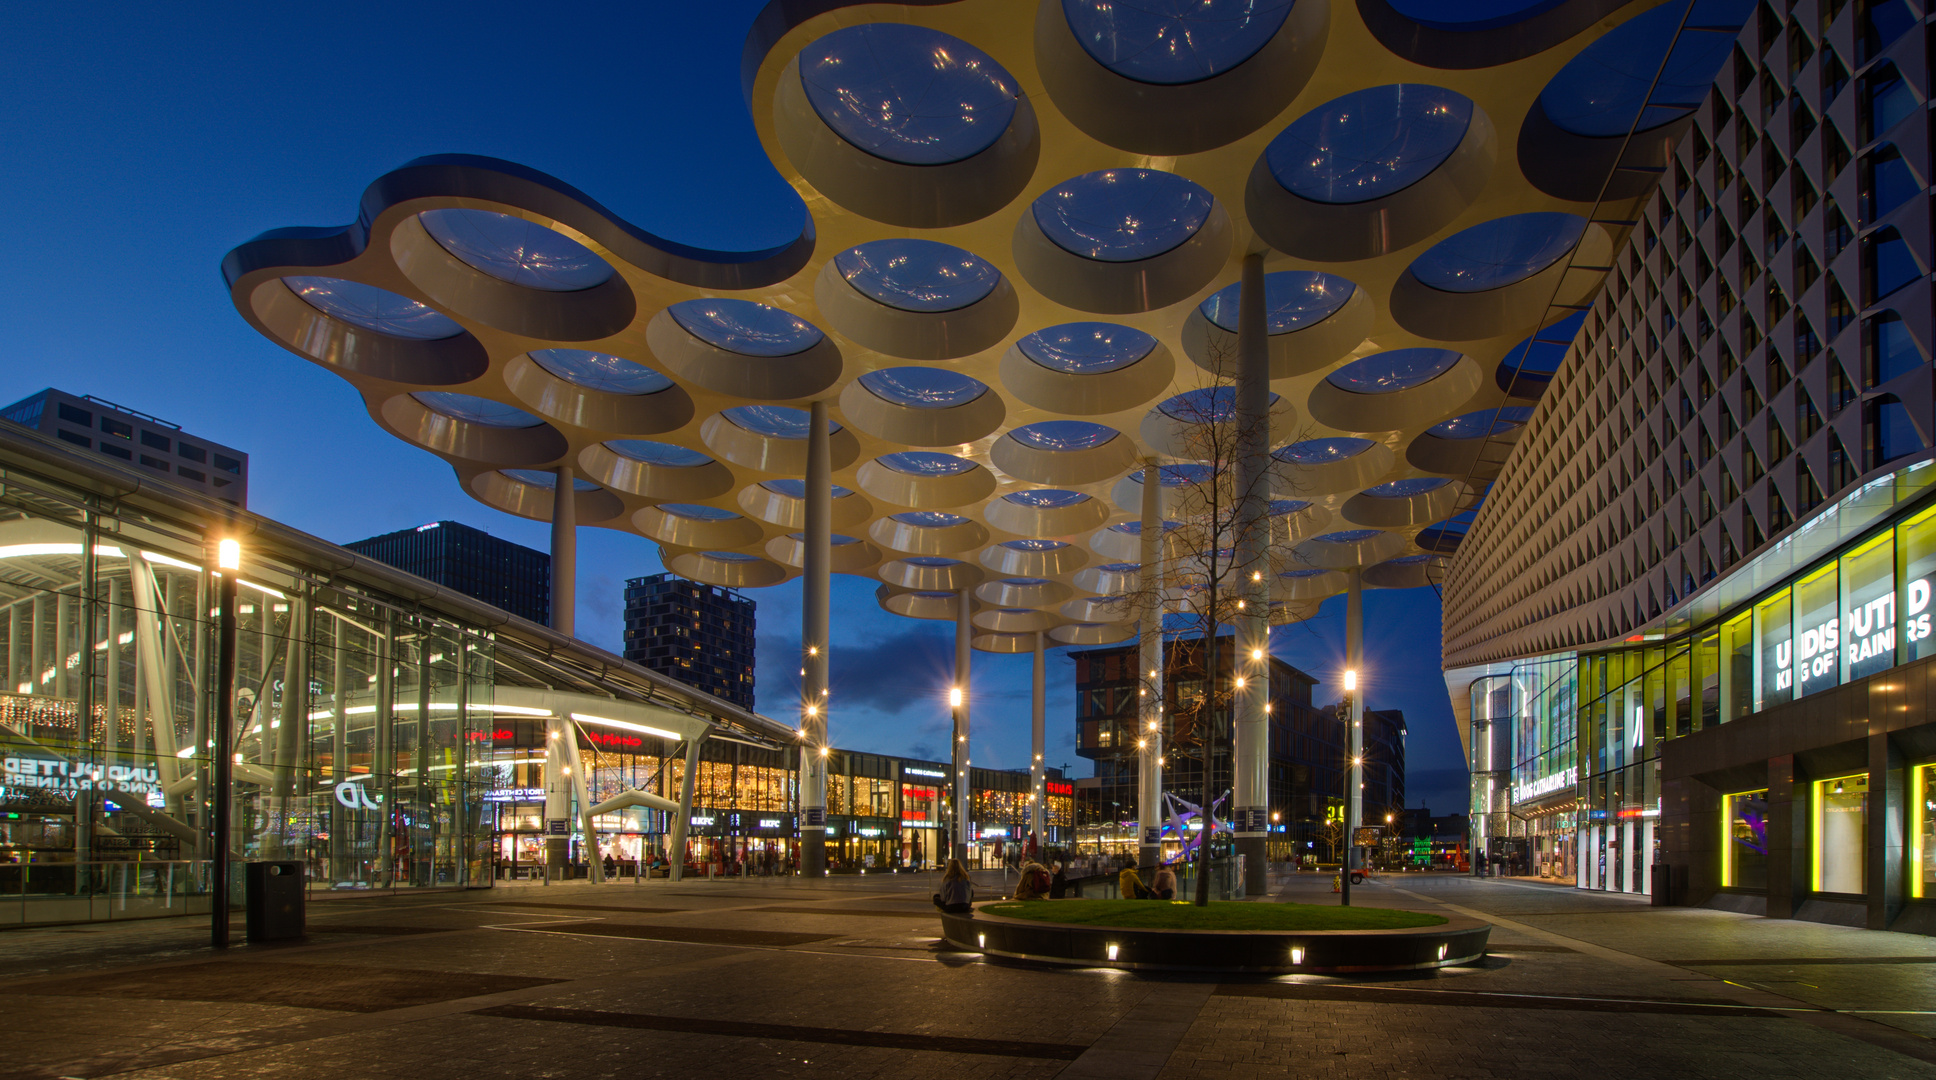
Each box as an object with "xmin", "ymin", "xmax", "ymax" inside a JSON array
[
  {"xmin": 877, "ymin": 451, "xmax": 977, "ymax": 475},
  {"xmin": 1017, "ymin": 322, "xmax": 1157, "ymax": 373},
  {"xmin": 833, "ymin": 239, "xmax": 1001, "ymax": 312},
  {"xmin": 529, "ymin": 349, "xmax": 672, "ymax": 395},
  {"xmin": 284, "ymin": 277, "xmax": 462, "ymax": 340},
  {"xmin": 1061, "ymin": 0, "xmax": 1297, "ymax": 85},
  {"xmin": 1409, "ymin": 213, "xmax": 1586, "ymax": 293},
  {"xmin": 1199, "ymin": 270, "xmax": 1355, "ymax": 332},
  {"xmin": 1033, "ymin": 169, "xmax": 1214, "ymax": 262},
  {"xmin": 858, "ymin": 368, "xmax": 990, "ymax": 409},
  {"xmin": 501, "ymin": 469, "xmax": 600, "ymax": 491},
  {"xmin": 411, "ymin": 392, "xmax": 543, "ymax": 428},
  {"xmin": 1363, "ymin": 477, "xmax": 1451, "ymax": 498},
  {"xmin": 417, "ymin": 209, "xmax": 614, "ymax": 292},
  {"xmin": 1274, "ymin": 437, "xmax": 1374, "ymax": 464},
  {"xmin": 606, "ymin": 440, "xmax": 713, "ymax": 467},
  {"xmin": 1010, "ymin": 420, "xmax": 1120, "ymax": 451},
  {"xmin": 799, "ymin": 23, "xmax": 1021, "ymax": 165},
  {"xmin": 1327, "ymin": 348, "xmax": 1462, "ymax": 393},
  {"xmin": 1004, "ymin": 489, "xmax": 1091, "ymax": 507},
  {"xmin": 1265, "ymin": 85, "xmax": 1472, "ymax": 205},
  {"xmin": 721, "ymin": 405, "xmax": 840, "ymax": 439},
  {"xmin": 668, "ymin": 299, "xmax": 824, "ymax": 356},
  {"xmin": 1428, "ymin": 407, "xmax": 1534, "ymax": 439}
]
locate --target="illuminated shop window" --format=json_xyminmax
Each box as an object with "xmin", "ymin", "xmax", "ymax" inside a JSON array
[
  {"xmin": 1914, "ymin": 763, "xmax": 1932, "ymax": 900},
  {"xmin": 1841, "ymin": 533, "xmax": 1896, "ymax": 682},
  {"xmin": 1792, "ymin": 564, "xmax": 1841, "ymax": 697},
  {"xmin": 1812, "ymin": 773, "xmax": 1868, "ymax": 895},
  {"xmin": 1899, "ymin": 504, "xmax": 1936, "ymax": 664},
  {"xmin": 1720, "ymin": 611, "xmax": 1752, "ymax": 722},
  {"xmin": 1753, "ymin": 590, "xmax": 1793, "ymax": 711},
  {"xmin": 1721, "ymin": 789, "xmax": 1768, "ymax": 890}
]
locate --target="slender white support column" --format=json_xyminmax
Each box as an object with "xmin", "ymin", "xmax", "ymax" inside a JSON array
[
  {"xmin": 1137, "ymin": 460, "xmax": 1165, "ymax": 872},
  {"xmin": 1029, "ymin": 630, "xmax": 1045, "ymax": 854},
  {"xmin": 1345, "ymin": 569, "xmax": 1365, "ymax": 885},
  {"xmin": 543, "ymin": 714, "xmax": 571, "ymax": 879},
  {"xmin": 562, "ymin": 718, "xmax": 601, "ymax": 882},
  {"xmin": 1233, "ymin": 250, "xmax": 1271, "ymax": 895},
  {"xmin": 668, "ymin": 731, "xmax": 708, "ymax": 882},
  {"xmin": 952, "ymin": 588, "xmax": 972, "ymax": 864},
  {"xmin": 128, "ymin": 563, "xmax": 180, "ymax": 793},
  {"xmin": 104, "ymin": 579, "xmax": 122, "ymax": 766},
  {"xmin": 800, "ymin": 400, "xmax": 832, "ymax": 877},
  {"xmin": 551, "ymin": 465, "xmax": 577, "ymax": 637}
]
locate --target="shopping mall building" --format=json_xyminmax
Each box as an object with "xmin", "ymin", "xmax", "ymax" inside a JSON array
[{"xmin": 1444, "ymin": 0, "xmax": 1935, "ymax": 933}]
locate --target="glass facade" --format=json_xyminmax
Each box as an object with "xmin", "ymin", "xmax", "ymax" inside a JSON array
[
  {"xmin": 1813, "ymin": 774, "xmax": 1868, "ymax": 895},
  {"xmin": 0, "ymin": 456, "xmax": 503, "ymax": 923},
  {"xmin": 1722, "ymin": 790, "xmax": 1768, "ymax": 890}
]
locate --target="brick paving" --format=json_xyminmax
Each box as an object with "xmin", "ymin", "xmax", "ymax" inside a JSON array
[{"xmin": 0, "ymin": 872, "xmax": 1931, "ymax": 1079}]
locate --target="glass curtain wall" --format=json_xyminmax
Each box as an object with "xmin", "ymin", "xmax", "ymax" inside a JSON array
[{"xmin": 0, "ymin": 465, "xmax": 498, "ymax": 924}]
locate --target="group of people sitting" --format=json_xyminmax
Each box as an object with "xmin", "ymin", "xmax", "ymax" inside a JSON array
[{"xmin": 931, "ymin": 854, "xmax": 1179, "ymax": 913}]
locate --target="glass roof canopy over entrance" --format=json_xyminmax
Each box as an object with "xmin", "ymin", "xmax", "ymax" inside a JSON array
[{"xmin": 221, "ymin": 0, "xmax": 1753, "ymax": 653}]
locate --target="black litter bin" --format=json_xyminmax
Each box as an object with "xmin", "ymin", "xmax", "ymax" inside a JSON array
[
  {"xmin": 1651, "ymin": 862, "xmax": 1675, "ymax": 906},
  {"xmin": 245, "ymin": 861, "xmax": 305, "ymax": 941}
]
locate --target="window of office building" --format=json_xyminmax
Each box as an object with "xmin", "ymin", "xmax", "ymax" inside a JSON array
[
  {"xmin": 1722, "ymin": 789, "xmax": 1768, "ymax": 890},
  {"xmin": 1900, "ymin": 504, "xmax": 1936, "ymax": 662},
  {"xmin": 1813, "ymin": 773, "xmax": 1869, "ymax": 895},
  {"xmin": 1842, "ymin": 533, "xmax": 1896, "ymax": 681},
  {"xmin": 1793, "ymin": 564, "xmax": 1841, "ymax": 696}
]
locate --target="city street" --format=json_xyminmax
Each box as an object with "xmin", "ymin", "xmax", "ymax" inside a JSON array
[{"xmin": 3, "ymin": 873, "xmax": 1933, "ymax": 1080}]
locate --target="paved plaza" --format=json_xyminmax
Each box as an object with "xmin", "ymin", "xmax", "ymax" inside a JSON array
[{"xmin": 2, "ymin": 874, "xmax": 1933, "ymax": 1080}]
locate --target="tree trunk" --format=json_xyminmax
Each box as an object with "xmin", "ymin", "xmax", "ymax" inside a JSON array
[{"xmin": 1195, "ymin": 604, "xmax": 1215, "ymax": 906}]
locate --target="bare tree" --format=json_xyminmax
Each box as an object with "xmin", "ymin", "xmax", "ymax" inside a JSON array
[{"xmin": 1099, "ymin": 341, "xmax": 1314, "ymax": 905}]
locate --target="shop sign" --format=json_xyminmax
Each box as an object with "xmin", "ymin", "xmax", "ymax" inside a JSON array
[
  {"xmin": 1792, "ymin": 615, "xmax": 1839, "ymax": 689},
  {"xmin": 333, "ymin": 780, "xmax": 384, "ymax": 811},
  {"xmin": 1844, "ymin": 593, "xmax": 1897, "ymax": 667},
  {"xmin": 465, "ymin": 729, "xmax": 514, "ymax": 743},
  {"xmin": 899, "ymin": 820, "xmax": 931, "ymax": 829},
  {"xmin": 584, "ymin": 731, "xmax": 643, "ymax": 750},
  {"xmin": 690, "ymin": 816, "xmax": 716, "ymax": 826},
  {"xmin": 4, "ymin": 756, "xmax": 160, "ymax": 797},
  {"xmin": 1908, "ymin": 579, "xmax": 1935, "ymax": 644},
  {"xmin": 858, "ymin": 827, "xmax": 884, "ymax": 837},
  {"xmin": 1511, "ymin": 766, "xmax": 1577, "ymax": 805},
  {"xmin": 904, "ymin": 767, "xmax": 946, "ymax": 779},
  {"xmin": 1046, "ymin": 780, "xmax": 1073, "ymax": 796},
  {"xmin": 979, "ymin": 827, "xmax": 1008, "ymax": 838},
  {"xmin": 483, "ymin": 787, "xmax": 544, "ymax": 803},
  {"xmin": 757, "ymin": 818, "xmax": 781, "ymax": 828}
]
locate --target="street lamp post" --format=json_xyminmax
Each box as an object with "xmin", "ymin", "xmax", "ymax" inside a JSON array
[
  {"xmin": 1341, "ymin": 667, "xmax": 1357, "ymax": 908},
  {"xmin": 211, "ymin": 537, "xmax": 239, "ymax": 949}
]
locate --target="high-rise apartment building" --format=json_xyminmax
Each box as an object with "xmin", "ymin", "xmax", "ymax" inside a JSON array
[
  {"xmin": 345, "ymin": 521, "xmax": 549, "ymax": 625},
  {"xmin": 0, "ymin": 388, "xmax": 248, "ymax": 506},
  {"xmin": 1443, "ymin": 1, "xmax": 1936, "ymax": 931},
  {"xmin": 623, "ymin": 574, "xmax": 756, "ymax": 709}
]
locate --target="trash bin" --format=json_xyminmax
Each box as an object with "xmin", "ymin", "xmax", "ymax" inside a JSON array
[
  {"xmin": 245, "ymin": 861, "xmax": 305, "ymax": 942},
  {"xmin": 1651, "ymin": 862, "xmax": 1674, "ymax": 906}
]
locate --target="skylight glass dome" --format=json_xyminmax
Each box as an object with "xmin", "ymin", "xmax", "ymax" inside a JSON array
[
  {"xmin": 1032, "ymin": 169, "xmax": 1214, "ymax": 262},
  {"xmin": 1016, "ymin": 323, "xmax": 1157, "ymax": 373},
  {"xmin": 1266, "ymin": 84, "xmax": 1472, "ymax": 204},
  {"xmin": 833, "ymin": 239, "xmax": 1001, "ymax": 312},
  {"xmin": 799, "ymin": 23, "xmax": 1021, "ymax": 165},
  {"xmin": 1061, "ymin": 0, "xmax": 1297, "ymax": 85},
  {"xmin": 669, "ymin": 299, "xmax": 824, "ymax": 356},
  {"xmin": 417, "ymin": 209, "xmax": 614, "ymax": 292},
  {"xmin": 285, "ymin": 277, "xmax": 462, "ymax": 340}
]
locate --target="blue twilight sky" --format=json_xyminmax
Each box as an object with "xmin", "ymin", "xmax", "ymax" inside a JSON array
[{"xmin": 0, "ymin": 2, "xmax": 1467, "ymax": 813}]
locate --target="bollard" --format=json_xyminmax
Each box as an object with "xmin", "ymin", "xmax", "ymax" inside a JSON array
[{"xmin": 1331, "ymin": 873, "xmax": 1341, "ymax": 893}]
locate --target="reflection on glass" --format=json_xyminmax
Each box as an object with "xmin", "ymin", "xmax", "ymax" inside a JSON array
[
  {"xmin": 1363, "ymin": 477, "xmax": 1449, "ymax": 498},
  {"xmin": 1792, "ymin": 563, "xmax": 1840, "ymax": 697},
  {"xmin": 1900, "ymin": 504, "xmax": 1936, "ymax": 663},
  {"xmin": 1754, "ymin": 589, "xmax": 1792, "ymax": 711},
  {"xmin": 721, "ymin": 405, "xmax": 839, "ymax": 439},
  {"xmin": 760, "ymin": 479, "xmax": 854, "ymax": 498},
  {"xmin": 529, "ymin": 349, "xmax": 672, "ymax": 395},
  {"xmin": 834, "ymin": 239, "xmax": 1001, "ymax": 312},
  {"xmin": 1409, "ymin": 213, "xmax": 1587, "ymax": 293},
  {"xmin": 1312, "ymin": 529, "xmax": 1382, "ymax": 544},
  {"xmin": 659, "ymin": 504, "xmax": 741, "ymax": 521},
  {"xmin": 1274, "ymin": 437, "xmax": 1374, "ymax": 464},
  {"xmin": 1133, "ymin": 462, "xmax": 1215, "ymax": 486},
  {"xmin": 1538, "ymin": 2, "xmax": 1738, "ymax": 138},
  {"xmin": 1267, "ymin": 84, "xmax": 1472, "ymax": 204},
  {"xmin": 799, "ymin": 23, "xmax": 1020, "ymax": 165},
  {"xmin": 411, "ymin": 392, "xmax": 544, "ymax": 429},
  {"xmin": 1033, "ymin": 169, "xmax": 1215, "ymax": 262},
  {"xmin": 1062, "ymin": 0, "xmax": 1296, "ymax": 85},
  {"xmin": 1722, "ymin": 789, "xmax": 1768, "ymax": 889},
  {"xmin": 1002, "ymin": 539, "xmax": 1069, "ymax": 551},
  {"xmin": 285, "ymin": 277, "xmax": 463, "ymax": 340},
  {"xmin": 1017, "ymin": 322, "xmax": 1157, "ymax": 372},
  {"xmin": 669, "ymin": 299, "xmax": 823, "ymax": 356},
  {"xmin": 500, "ymin": 469, "xmax": 599, "ymax": 491},
  {"xmin": 1916, "ymin": 763, "xmax": 1933, "ymax": 899},
  {"xmin": 606, "ymin": 440, "xmax": 712, "ymax": 467},
  {"xmin": 1199, "ymin": 271, "xmax": 1355, "ymax": 333},
  {"xmin": 1842, "ymin": 534, "xmax": 1895, "ymax": 682},
  {"xmin": 858, "ymin": 368, "xmax": 989, "ymax": 409},
  {"xmin": 1270, "ymin": 498, "xmax": 1312, "ymax": 515},
  {"xmin": 418, "ymin": 209, "xmax": 614, "ymax": 292},
  {"xmin": 1004, "ymin": 489, "xmax": 1090, "ymax": 507},
  {"xmin": 1328, "ymin": 348, "xmax": 1462, "ymax": 393},
  {"xmin": 891, "ymin": 511, "xmax": 970, "ymax": 528},
  {"xmin": 1429, "ymin": 407, "xmax": 1534, "ymax": 439},
  {"xmin": 876, "ymin": 451, "xmax": 976, "ymax": 475},
  {"xmin": 1010, "ymin": 420, "xmax": 1120, "ymax": 451}
]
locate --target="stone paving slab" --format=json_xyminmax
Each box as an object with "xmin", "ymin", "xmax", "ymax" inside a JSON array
[{"xmin": 0, "ymin": 874, "xmax": 1932, "ymax": 1079}]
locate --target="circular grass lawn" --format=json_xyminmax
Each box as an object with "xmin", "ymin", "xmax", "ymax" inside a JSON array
[{"xmin": 979, "ymin": 899, "xmax": 1446, "ymax": 931}]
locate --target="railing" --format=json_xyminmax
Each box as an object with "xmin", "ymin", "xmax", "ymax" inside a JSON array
[{"xmin": 0, "ymin": 859, "xmax": 217, "ymax": 926}]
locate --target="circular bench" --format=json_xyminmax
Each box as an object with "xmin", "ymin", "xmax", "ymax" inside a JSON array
[{"xmin": 939, "ymin": 904, "xmax": 1490, "ymax": 974}]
